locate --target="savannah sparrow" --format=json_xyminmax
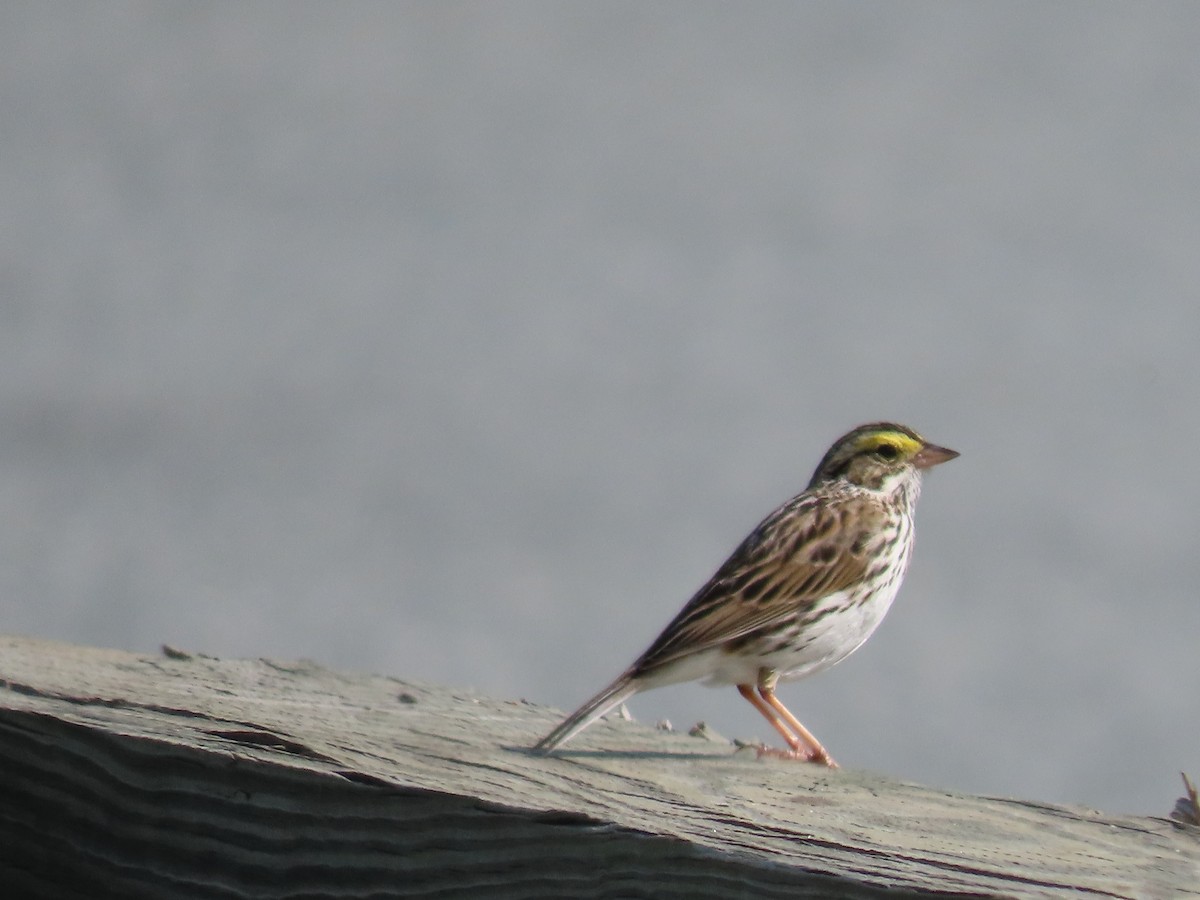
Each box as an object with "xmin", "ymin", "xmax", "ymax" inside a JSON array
[{"xmin": 533, "ymin": 422, "xmax": 957, "ymax": 766}]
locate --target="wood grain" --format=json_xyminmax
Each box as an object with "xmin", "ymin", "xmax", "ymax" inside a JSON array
[{"xmin": 0, "ymin": 634, "xmax": 1194, "ymax": 898}]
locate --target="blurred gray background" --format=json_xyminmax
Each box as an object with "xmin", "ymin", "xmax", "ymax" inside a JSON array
[{"xmin": 3, "ymin": 3, "xmax": 1198, "ymax": 815}]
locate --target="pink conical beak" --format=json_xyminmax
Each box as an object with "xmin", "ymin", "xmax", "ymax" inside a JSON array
[{"xmin": 912, "ymin": 443, "xmax": 959, "ymax": 469}]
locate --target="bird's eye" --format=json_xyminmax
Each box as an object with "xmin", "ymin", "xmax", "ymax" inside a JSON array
[{"xmin": 876, "ymin": 443, "xmax": 900, "ymax": 460}]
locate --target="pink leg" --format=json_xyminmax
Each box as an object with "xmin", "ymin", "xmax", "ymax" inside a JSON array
[
  {"xmin": 759, "ymin": 684, "xmax": 838, "ymax": 768},
  {"xmin": 737, "ymin": 683, "xmax": 804, "ymax": 752}
]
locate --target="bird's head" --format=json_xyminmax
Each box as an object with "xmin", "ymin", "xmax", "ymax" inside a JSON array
[{"xmin": 808, "ymin": 422, "xmax": 958, "ymax": 493}]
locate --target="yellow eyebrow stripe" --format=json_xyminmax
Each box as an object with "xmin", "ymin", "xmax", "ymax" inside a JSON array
[{"xmin": 850, "ymin": 431, "xmax": 923, "ymax": 456}]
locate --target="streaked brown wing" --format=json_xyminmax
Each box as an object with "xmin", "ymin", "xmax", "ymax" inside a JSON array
[{"xmin": 631, "ymin": 488, "xmax": 884, "ymax": 676}]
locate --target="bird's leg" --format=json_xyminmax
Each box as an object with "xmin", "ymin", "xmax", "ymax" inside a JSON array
[
  {"xmin": 737, "ymin": 683, "xmax": 804, "ymax": 752},
  {"xmin": 758, "ymin": 679, "xmax": 838, "ymax": 768}
]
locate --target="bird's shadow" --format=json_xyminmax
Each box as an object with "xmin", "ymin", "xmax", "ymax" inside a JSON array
[{"xmin": 506, "ymin": 745, "xmax": 747, "ymax": 762}]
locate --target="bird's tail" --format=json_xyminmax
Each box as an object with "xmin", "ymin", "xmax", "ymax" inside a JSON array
[{"xmin": 532, "ymin": 672, "xmax": 640, "ymax": 752}]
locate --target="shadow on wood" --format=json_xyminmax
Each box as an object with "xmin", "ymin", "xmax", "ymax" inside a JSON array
[{"xmin": 0, "ymin": 635, "xmax": 1195, "ymax": 899}]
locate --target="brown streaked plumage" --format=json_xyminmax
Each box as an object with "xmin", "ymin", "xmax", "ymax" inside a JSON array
[{"xmin": 533, "ymin": 422, "xmax": 958, "ymax": 765}]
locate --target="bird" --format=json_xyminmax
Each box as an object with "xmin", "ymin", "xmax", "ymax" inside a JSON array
[{"xmin": 532, "ymin": 422, "xmax": 958, "ymax": 766}]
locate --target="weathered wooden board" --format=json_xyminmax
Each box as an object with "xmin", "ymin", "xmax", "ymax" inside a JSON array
[{"xmin": 0, "ymin": 634, "xmax": 1194, "ymax": 898}]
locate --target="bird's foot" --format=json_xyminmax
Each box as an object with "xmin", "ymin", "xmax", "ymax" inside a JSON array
[{"xmin": 754, "ymin": 744, "xmax": 839, "ymax": 768}]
